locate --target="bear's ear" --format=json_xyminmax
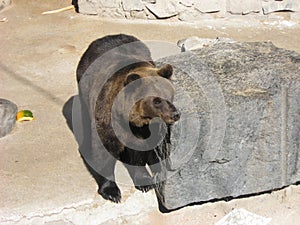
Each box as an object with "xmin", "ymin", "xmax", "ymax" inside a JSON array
[
  {"xmin": 158, "ymin": 64, "xmax": 173, "ymax": 79},
  {"xmin": 125, "ymin": 73, "xmax": 141, "ymax": 86}
]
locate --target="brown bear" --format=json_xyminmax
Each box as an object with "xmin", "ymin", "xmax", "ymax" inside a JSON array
[{"xmin": 76, "ymin": 34, "xmax": 180, "ymax": 203}]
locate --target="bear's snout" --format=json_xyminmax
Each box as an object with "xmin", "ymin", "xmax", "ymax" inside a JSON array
[
  {"xmin": 171, "ymin": 111, "xmax": 181, "ymax": 122},
  {"xmin": 167, "ymin": 101, "xmax": 180, "ymax": 123}
]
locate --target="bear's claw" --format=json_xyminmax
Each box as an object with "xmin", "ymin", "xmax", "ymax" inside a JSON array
[
  {"xmin": 98, "ymin": 185, "xmax": 121, "ymax": 203},
  {"xmin": 135, "ymin": 183, "xmax": 156, "ymax": 193}
]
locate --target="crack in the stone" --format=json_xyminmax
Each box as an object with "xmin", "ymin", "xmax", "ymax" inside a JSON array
[
  {"xmin": 209, "ymin": 158, "xmax": 230, "ymax": 164},
  {"xmin": 0, "ymin": 200, "xmax": 93, "ymax": 224}
]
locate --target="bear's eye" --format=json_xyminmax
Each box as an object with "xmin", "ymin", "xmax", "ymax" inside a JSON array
[{"xmin": 153, "ymin": 97, "xmax": 162, "ymax": 106}]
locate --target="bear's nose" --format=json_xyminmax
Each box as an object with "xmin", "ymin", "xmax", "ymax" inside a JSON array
[{"xmin": 172, "ymin": 111, "xmax": 181, "ymax": 121}]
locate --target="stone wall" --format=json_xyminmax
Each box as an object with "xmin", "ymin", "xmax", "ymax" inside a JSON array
[{"xmin": 77, "ymin": 0, "xmax": 300, "ymax": 21}]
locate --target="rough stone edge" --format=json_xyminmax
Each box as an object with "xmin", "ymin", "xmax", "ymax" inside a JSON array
[{"xmin": 0, "ymin": 98, "xmax": 17, "ymax": 138}]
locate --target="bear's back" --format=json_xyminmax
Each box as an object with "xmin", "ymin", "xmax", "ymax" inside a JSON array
[{"xmin": 76, "ymin": 34, "xmax": 153, "ymax": 82}]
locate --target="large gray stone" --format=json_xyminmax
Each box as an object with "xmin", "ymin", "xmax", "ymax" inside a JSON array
[
  {"xmin": 0, "ymin": 99, "xmax": 17, "ymax": 138},
  {"xmin": 155, "ymin": 41, "xmax": 300, "ymax": 210}
]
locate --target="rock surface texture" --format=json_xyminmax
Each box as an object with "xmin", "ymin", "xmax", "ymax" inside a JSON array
[
  {"xmin": 155, "ymin": 41, "xmax": 300, "ymax": 210},
  {"xmin": 0, "ymin": 99, "xmax": 17, "ymax": 138}
]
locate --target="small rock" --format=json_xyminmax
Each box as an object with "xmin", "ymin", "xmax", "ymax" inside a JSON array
[
  {"xmin": 130, "ymin": 10, "xmax": 148, "ymax": 19},
  {"xmin": 0, "ymin": 99, "xmax": 17, "ymax": 138},
  {"xmin": 77, "ymin": 0, "xmax": 98, "ymax": 15},
  {"xmin": 122, "ymin": 0, "xmax": 144, "ymax": 11},
  {"xmin": 99, "ymin": 0, "xmax": 121, "ymax": 8},
  {"xmin": 57, "ymin": 45, "xmax": 77, "ymax": 54},
  {"xmin": 216, "ymin": 209, "xmax": 272, "ymax": 225},
  {"xmin": 0, "ymin": 17, "xmax": 8, "ymax": 22},
  {"xmin": 177, "ymin": 36, "xmax": 236, "ymax": 52},
  {"xmin": 262, "ymin": 0, "xmax": 300, "ymax": 14},
  {"xmin": 228, "ymin": 0, "xmax": 261, "ymax": 14},
  {"xmin": 146, "ymin": 0, "xmax": 179, "ymax": 18},
  {"xmin": 194, "ymin": 0, "xmax": 221, "ymax": 13}
]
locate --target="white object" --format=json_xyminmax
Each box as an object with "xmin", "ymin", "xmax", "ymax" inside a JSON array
[
  {"xmin": 177, "ymin": 36, "xmax": 235, "ymax": 52},
  {"xmin": 215, "ymin": 208, "xmax": 272, "ymax": 225}
]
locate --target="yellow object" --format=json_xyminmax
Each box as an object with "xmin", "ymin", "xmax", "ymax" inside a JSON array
[
  {"xmin": 16, "ymin": 110, "xmax": 34, "ymax": 122},
  {"xmin": 42, "ymin": 5, "xmax": 75, "ymax": 15}
]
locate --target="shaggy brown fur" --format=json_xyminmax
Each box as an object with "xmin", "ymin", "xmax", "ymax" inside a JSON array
[{"xmin": 77, "ymin": 34, "xmax": 180, "ymax": 203}]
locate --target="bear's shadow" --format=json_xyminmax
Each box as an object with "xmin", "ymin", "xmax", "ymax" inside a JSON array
[
  {"xmin": 62, "ymin": 96, "xmax": 75, "ymax": 132},
  {"xmin": 62, "ymin": 96, "xmax": 172, "ymax": 212}
]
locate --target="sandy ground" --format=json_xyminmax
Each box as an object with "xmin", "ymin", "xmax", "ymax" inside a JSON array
[{"xmin": 1, "ymin": 0, "xmax": 300, "ymax": 224}]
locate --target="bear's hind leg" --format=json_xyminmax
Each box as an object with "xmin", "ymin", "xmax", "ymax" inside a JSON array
[
  {"xmin": 83, "ymin": 158, "xmax": 121, "ymax": 203},
  {"xmin": 121, "ymin": 149, "xmax": 156, "ymax": 192},
  {"xmin": 98, "ymin": 176, "xmax": 121, "ymax": 203},
  {"xmin": 125, "ymin": 164, "xmax": 156, "ymax": 192}
]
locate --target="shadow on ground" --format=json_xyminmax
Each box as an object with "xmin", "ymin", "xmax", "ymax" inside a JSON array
[
  {"xmin": 62, "ymin": 96, "xmax": 76, "ymax": 132},
  {"xmin": 62, "ymin": 95, "xmax": 171, "ymax": 211}
]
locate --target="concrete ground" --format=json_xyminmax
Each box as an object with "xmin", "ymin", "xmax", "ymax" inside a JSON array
[{"xmin": 1, "ymin": 0, "xmax": 300, "ymax": 224}]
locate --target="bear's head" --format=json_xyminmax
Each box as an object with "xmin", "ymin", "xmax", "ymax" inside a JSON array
[{"xmin": 123, "ymin": 64, "xmax": 180, "ymax": 127}]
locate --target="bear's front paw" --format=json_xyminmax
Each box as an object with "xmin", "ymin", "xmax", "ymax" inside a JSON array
[
  {"xmin": 135, "ymin": 184, "xmax": 156, "ymax": 193},
  {"xmin": 98, "ymin": 181, "xmax": 121, "ymax": 203},
  {"xmin": 134, "ymin": 176, "xmax": 156, "ymax": 192}
]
